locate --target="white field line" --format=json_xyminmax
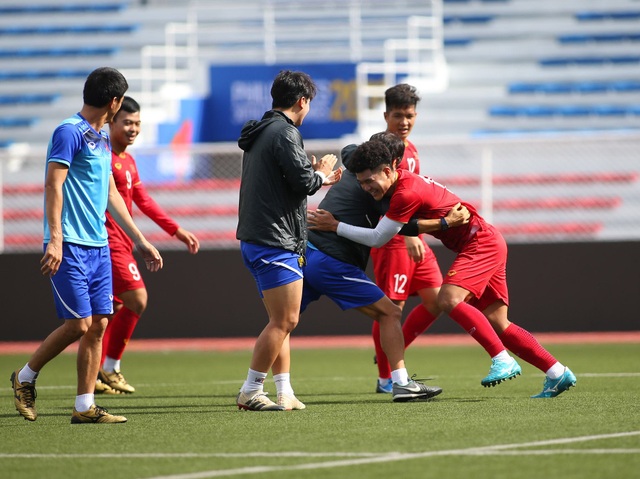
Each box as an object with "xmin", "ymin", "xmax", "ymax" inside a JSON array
[
  {"xmin": 1, "ymin": 431, "xmax": 638, "ymax": 479},
  {"xmin": 0, "ymin": 372, "xmax": 638, "ymax": 393},
  {"xmin": 1, "ymin": 448, "xmax": 639, "ymax": 460},
  {"xmin": 138, "ymin": 431, "xmax": 640, "ymax": 479},
  {"xmin": 67, "ymin": 431, "xmax": 640, "ymax": 479}
]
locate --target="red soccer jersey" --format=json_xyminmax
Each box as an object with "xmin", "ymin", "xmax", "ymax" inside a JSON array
[
  {"xmin": 385, "ymin": 169, "xmax": 485, "ymax": 253},
  {"xmin": 105, "ymin": 151, "xmax": 179, "ymax": 251}
]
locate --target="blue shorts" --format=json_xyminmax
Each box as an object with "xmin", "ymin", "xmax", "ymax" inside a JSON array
[
  {"xmin": 240, "ymin": 242, "xmax": 304, "ymax": 297},
  {"xmin": 301, "ymin": 245, "xmax": 385, "ymax": 313},
  {"xmin": 48, "ymin": 243, "xmax": 113, "ymax": 319}
]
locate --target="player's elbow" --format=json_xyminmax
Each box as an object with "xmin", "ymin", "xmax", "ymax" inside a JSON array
[{"xmin": 371, "ymin": 238, "xmax": 388, "ymax": 248}]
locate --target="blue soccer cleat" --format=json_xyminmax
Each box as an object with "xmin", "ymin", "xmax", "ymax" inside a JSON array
[
  {"xmin": 481, "ymin": 356, "xmax": 522, "ymax": 387},
  {"xmin": 531, "ymin": 367, "xmax": 577, "ymax": 398},
  {"xmin": 376, "ymin": 378, "xmax": 393, "ymax": 394}
]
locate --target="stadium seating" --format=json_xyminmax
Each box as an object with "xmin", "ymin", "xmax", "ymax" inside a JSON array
[
  {"xmin": 0, "ymin": 0, "xmax": 638, "ymax": 248},
  {"xmin": 1, "ymin": 0, "xmax": 639, "ymax": 141},
  {"xmin": 414, "ymin": 0, "xmax": 640, "ymax": 137}
]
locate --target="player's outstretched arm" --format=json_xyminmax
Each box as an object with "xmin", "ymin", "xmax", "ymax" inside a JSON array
[
  {"xmin": 309, "ymin": 209, "xmax": 402, "ymax": 248},
  {"xmin": 416, "ymin": 203, "xmax": 471, "ymax": 234},
  {"xmin": 107, "ymin": 175, "xmax": 163, "ymax": 271},
  {"xmin": 174, "ymin": 227, "xmax": 200, "ymax": 254}
]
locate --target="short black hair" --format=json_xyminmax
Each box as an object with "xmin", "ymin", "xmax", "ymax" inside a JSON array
[
  {"xmin": 385, "ymin": 83, "xmax": 420, "ymax": 111},
  {"xmin": 112, "ymin": 96, "xmax": 140, "ymax": 121},
  {"xmin": 83, "ymin": 67, "xmax": 128, "ymax": 108},
  {"xmin": 347, "ymin": 140, "xmax": 393, "ymax": 174},
  {"xmin": 369, "ymin": 131, "xmax": 405, "ymax": 162},
  {"xmin": 271, "ymin": 70, "xmax": 317, "ymax": 109}
]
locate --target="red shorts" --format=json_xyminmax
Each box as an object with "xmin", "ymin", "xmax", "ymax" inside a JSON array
[
  {"xmin": 110, "ymin": 246, "xmax": 145, "ymax": 301},
  {"xmin": 443, "ymin": 224, "xmax": 509, "ymax": 311},
  {"xmin": 371, "ymin": 237, "xmax": 443, "ymax": 301}
]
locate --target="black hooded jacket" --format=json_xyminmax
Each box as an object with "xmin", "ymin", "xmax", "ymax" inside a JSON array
[{"xmin": 236, "ymin": 110, "xmax": 324, "ymax": 255}]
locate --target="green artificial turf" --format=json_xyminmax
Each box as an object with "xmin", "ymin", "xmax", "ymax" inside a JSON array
[{"xmin": 1, "ymin": 342, "xmax": 639, "ymax": 478}]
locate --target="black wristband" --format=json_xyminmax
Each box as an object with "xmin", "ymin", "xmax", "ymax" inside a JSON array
[{"xmin": 440, "ymin": 217, "xmax": 449, "ymax": 231}]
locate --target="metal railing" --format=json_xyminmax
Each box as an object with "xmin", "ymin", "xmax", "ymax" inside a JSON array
[{"xmin": 2, "ymin": 133, "xmax": 638, "ymax": 253}]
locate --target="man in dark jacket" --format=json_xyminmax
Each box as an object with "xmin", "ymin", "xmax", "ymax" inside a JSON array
[
  {"xmin": 302, "ymin": 138, "xmax": 469, "ymax": 403},
  {"xmin": 236, "ymin": 70, "xmax": 341, "ymax": 411}
]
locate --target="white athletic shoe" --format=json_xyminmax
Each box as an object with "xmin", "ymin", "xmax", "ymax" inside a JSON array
[{"xmin": 277, "ymin": 393, "xmax": 306, "ymax": 410}]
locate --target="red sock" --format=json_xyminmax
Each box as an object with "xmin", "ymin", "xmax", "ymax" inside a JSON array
[
  {"xmin": 100, "ymin": 318, "xmax": 113, "ymax": 366},
  {"xmin": 105, "ymin": 307, "xmax": 141, "ymax": 361},
  {"xmin": 499, "ymin": 323, "xmax": 557, "ymax": 372},
  {"xmin": 372, "ymin": 321, "xmax": 391, "ymax": 379},
  {"xmin": 403, "ymin": 305, "xmax": 437, "ymax": 348},
  {"xmin": 449, "ymin": 302, "xmax": 505, "ymax": 357}
]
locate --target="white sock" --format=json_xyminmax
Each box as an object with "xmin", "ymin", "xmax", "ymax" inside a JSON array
[
  {"xmin": 492, "ymin": 350, "xmax": 511, "ymax": 362},
  {"xmin": 273, "ymin": 373, "xmax": 294, "ymax": 396},
  {"xmin": 18, "ymin": 364, "xmax": 38, "ymax": 383},
  {"xmin": 546, "ymin": 362, "xmax": 565, "ymax": 380},
  {"xmin": 378, "ymin": 377, "xmax": 391, "ymax": 385},
  {"xmin": 391, "ymin": 368, "xmax": 409, "ymax": 386},
  {"xmin": 75, "ymin": 393, "xmax": 94, "ymax": 412},
  {"xmin": 103, "ymin": 357, "xmax": 120, "ymax": 373},
  {"xmin": 242, "ymin": 368, "xmax": 267, "ymax": 393}
]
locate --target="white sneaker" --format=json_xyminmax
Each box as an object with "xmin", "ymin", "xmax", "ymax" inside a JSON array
[
  {"xmin": 236, "ymin": 390, "xmax": 285, "ymax": 411},
  {"xmin": 277, "ymin": 393, "xmax": 306, "ymax": 410}
]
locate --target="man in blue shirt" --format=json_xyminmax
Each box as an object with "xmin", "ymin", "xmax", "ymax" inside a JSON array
[{"xmin": 11, "ymin": 67, "xmax": 164, "ymax": 424}]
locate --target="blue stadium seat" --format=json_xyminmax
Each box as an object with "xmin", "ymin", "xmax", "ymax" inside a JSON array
[
  {"xmin": 444, "ymin": 37, "xmax": 474, "ymax": 46},
  {"xmin": 611, "ymin": 80, "xmax": 640, "ymax": 92},
  {"xmin": 0, "ymin": 70, "xmax": 91, "ymax": 81},
  {"xmin": 558, "ymin": 33, "xmax": 640, "ymax": 43},
  {"xmin": 443, "ymin": 15, "xmax": 495, "ymax": 24},
  {"xmin": 557, "ymin": 105, "xmax": 591, "ymax": 116},
  {"xmin": 443, "ymin": 0, "xmax": 510, "ymax": 3},
  {"xmin": 540, "ymin": 56, "xmax": 640, "ymax": 66},
  {"xmin": 0, "ymin": 117, "xmax": 38, "ymax": 128},
  {"xmin": 0, "ymin": 25, "xmax": 139, "ymax": 36},
  {"xmin": 0, "ymin": 3, "xmax": 129, "ymax": 14},
  {"xmin": 575, "ymin": 11, "xmax": 640, "ymax": 22},
  {"xmin": 490, "ymin": 104, "xmax": 640, "ymax": 117},
  {"xmin": 0, "ymin": 47, "xmax": 118, "ymax": 58},
  {"xmin": 514, "ymin": 83, "xmax": 574, "ymax": 94},
  {"xmin": 507, "ymin": 80, "xmax": 640, "ymax": 95},
  {"xmin": 472, "ymin": 126, "xmax": 640, "ymax": 137},
  {"xmin": 0, "ymin": 94, "xmax": 59, "ymax": 105}
]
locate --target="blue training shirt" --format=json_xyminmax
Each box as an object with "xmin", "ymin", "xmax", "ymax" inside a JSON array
[{"xmin": 43, "ymin": 114, "xmax": 112, "ymax": 247}]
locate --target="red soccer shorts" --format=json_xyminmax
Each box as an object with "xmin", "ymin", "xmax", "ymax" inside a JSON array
[
  {"xmin": 443, "ymin": 224, "xmax": 509, "ymax": 311},
  {"xmin": 110, "ymin": 247, "xmax": 145, "ymax": 301},
  {"xmin": 371, "ymin": 237, "xmax": 443, "ymax": 301}
]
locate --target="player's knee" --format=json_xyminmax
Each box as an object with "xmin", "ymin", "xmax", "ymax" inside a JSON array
[
  {"xmin": 378, "ymin": 304, "xmax": 402, "ymax": 324},
  {"xmin": 283, "ymin": 315, "xmax": 299, "ymax": 333},
  {"xmin": 129, "ymin": 300, "xmax": 146, "ymax": 316},
  {"xmin": 62, "ymin": 318, "xmax": 90, "ymax": 339},
  {"xmin": 436, "ymin": 294, "xmax": 462, "ymax": 313}
]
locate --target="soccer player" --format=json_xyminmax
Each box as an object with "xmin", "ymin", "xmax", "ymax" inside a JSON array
[
  {"xmin": 95, "ymin": 96, "xmax": 200, "ymax": 395},
  {"xmin": 369, "ymin": 84, "xmax": 447, "ymax": 394},
  {"xmin": 235, "ymin": 70, "xmax": 341, "ymax": 411},
  {"xmin": 309, "ymin": 140, "xmax": 577, "ymax": 398},
  {"xmin": 300, "ymin": 143, "xmax": 470, "ymax": 403},
  {"xmin": 10, "ymin": 67, "xmax": 164, "ymax": 424}
]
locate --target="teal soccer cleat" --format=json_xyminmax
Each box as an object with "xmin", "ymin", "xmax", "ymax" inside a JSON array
[
  {"xmin": 531, "ymin": 367, "xmax": 576, "ymax": 398},
  {"xmin": 481, "ymin": 356, "xmax": 522, "ymax": 387},
  {"xmin": 376, "ymin": 378, "xmax": 393, "ymax": 394}
]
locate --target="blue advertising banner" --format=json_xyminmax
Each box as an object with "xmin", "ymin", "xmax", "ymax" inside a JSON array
[{"xmin": 200, "ymin": 63, "xmax": 357, "ymax": 142}]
